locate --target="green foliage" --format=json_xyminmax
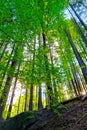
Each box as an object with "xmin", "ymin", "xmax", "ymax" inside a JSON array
[{"xmin": 0, "ymin": 0, "xmax": 86, "ymax": 120}]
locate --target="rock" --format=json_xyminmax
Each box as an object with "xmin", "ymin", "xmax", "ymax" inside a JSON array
[
  {"xmin": 22, "ymin": 118, "xmax": 37, "ymax": 130},
  {"xmin": 0, "ymin": 111, "xmax": 35, "ymax": 130}
]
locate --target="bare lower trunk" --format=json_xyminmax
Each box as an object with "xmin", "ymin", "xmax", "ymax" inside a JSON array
[
  {"xmin": 29, "ymin": 84, "xmax": 33, "ymax": 111},
  {"xmin": 38, "ymin": 86, "xmax": 43, "ymax": 110},
  {"xmin": 0, "ymin": 59, "xmax": 17, "ymax": 119},
  {"xmin": 7, "ymin": 64, "xmax": 20, "ymax": 119},
  {"xmin": 42, "ymin": 33, "xmax": 53, "ymax": 107},
  {"xmin": 24, "ymin": 89, "xmax": 28, "ymax": 112}
]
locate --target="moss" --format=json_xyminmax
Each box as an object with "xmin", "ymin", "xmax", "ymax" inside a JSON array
[
  {"xmin": 22, "ymin": 118, "xmax": 37, "ymax": 130},
  {"xmin": 0, "ymin": 111, "xmax": 36, "ymax": 130}
]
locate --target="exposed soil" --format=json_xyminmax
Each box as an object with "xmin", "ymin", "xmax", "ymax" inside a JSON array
[
  {"xmin": 1, "ymin": 96, "xmax": 87, "ymax": 130},
  {"xmin": 27, "ymin": 97, "xmax": 87, "ymax": 130}
]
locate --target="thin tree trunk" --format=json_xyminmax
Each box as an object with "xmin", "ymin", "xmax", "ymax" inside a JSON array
[
  {"xmin": 71, "ymin": 79, "xmax": 78, "ymax": 96},
  {"xmin": 38, "ymin": 86, "xmax": 43, "ymax": 110},
  {"xmin": 17, "ymin": 87, "xmax": 22, "ymax": 114},
  {"xmin": 0, "ymin": 55, "xmax": 17, "ymax": 119},
  {"xmin": 68, "ymin": 9, "xmax": 87, "ymax": 46},
  {"xmin": 65, "ymin": 29, "xmax": 87, "ymax": 83},
  {"xmin": 42, "ymin": 33, "xmax": 53, "ymax": 107},
  {"xmin": 29, "ymin": 38, "xmax": 36, "ymax": 111},
  {"xmin": 49, "ymin": 45, "xmax": 58, "ymax": 101},
  {"xmin": 72, "ymin": 63, "xmax": 83, "ymax": 92},
  {"xmin": 67, "ymin": 81, "xmax": 74, "ymax": 98},
  {"xmin": 29, "ymin": 84, "xmax": 33, "ymax": 110},
  {"xmin": 74, "ymin": 73, "xmax": 82, "ymax": 95},
  {"xmin": 24, "ymin": 88, "xmax": 28, "ymax": 112},
  {"xmin": 0, "ymin": 43, "xmax": 8, "ymax": 61},
  {"xmin": 0, "ymin": 44, "xmax": 15, "ymax": 91},
  {"xmin": 69, "ymin": 3, "xmax": 87, "ymax": 30},
  {"xmin": 6, "ymin": 64, "xmax": 20, "ymax": 119}
]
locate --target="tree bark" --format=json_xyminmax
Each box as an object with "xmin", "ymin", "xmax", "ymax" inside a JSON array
[
  {"xmin": 42, "ymin": 33, "xmax": 53, "ymax": 107},
  {"xmin": 38, "ymin": 86, "xmax": 43, "ymax": 110},
  {"xmin": 29, "ymin": 38, "xmax": 36, "ymax": 111},
  {"xmin": 65, "ymin": 29, "xmax": 87, "ymax": 84},
  {"xmin": 29, "ymin": 84, "xmax": 33, "ymax": 110},
  {"xmin": 0, "ymin": 43, "xmax": 19, "ymax": 119},
  {"xmin": 0, "ymin": 43, "xmax": 8, "ymax": 61},
  {"xmin": 24, "ymin": 89, "xmax": 28, "ymax": 112},
  {"xmin": 6, "ymin": 63, "xmax": 20, "ymax": 119},
  {"xmin": 17, "ymin": 87, "xmax": 22, "ymax": 114},
  {"xmin": 0, "ymin": 44, "xmax": 15, "ymax": 92},
  {"xmin": 69, "ymin": 3, "xmax": 87, "ymax": 30},
  {"xmin": 49, "ymin": 45, "xmax": 58, "ymax": 101},
  {"xmin": 68, "ymin": 9, "xmax": 87, "ymax": 46}
]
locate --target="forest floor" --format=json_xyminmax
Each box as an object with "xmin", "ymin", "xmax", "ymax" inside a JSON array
[
  {"xmin": 1, "ymin": 96, "xmax": 87, "ymax": 130},
  {"xmin": 27, "ymin": 96, "xmax": 87, "ymax": 130}
]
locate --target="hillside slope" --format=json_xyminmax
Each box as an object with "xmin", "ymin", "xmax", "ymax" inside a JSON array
[{"xmin": 0, "ymin": 96, "xmax": 87, "ymax": 130}]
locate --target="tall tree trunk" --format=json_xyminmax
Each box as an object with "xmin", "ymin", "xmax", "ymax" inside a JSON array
[
  {"xmin": 71, "ymin": 79, "xmax": 78, "ymax": 96},
  {"xmin": 17, "ymin": 87, "xmax": 22, "ymax": 114},
  {"xmin": 29, "ymin": 84, "xmax": 33, "ymax": 110},
  {"xmin": 65, "ymin": 29, "xmax": 87, "ymax": 83},
  {"xmin": 0, "ymin": 44, "xmax": 15, "ymax": 91},
  {"xmin": 42, "ymin": 33, "xmax": 53, "ymax": 107},
  {"xmin": 68, "ymin": 9, "xmax": 87, "ymax": 46},
  {"xmin": 69, "ymin": 3, "xmax": 87, "ymax": 30},
  {"xmin": 29, "ymin": 38, "xmax": 36, "ymax": 111},
  {"xmin": 38, "ymin": 86, "xmax": 43, "ymax": 110},
  {"xmin": 24, "ymin": 88, "xmax": 28, "ymax": 112},
  {"xmin": 0, "ymin": 59, "xmax": 17, "ymax": 119},
  {"xmin": 6, "ymin": 63, "xmax": 20, "ymax": 119},
  {"xmin": 0, "ymin": 43, "xmax": 8, "ymax": 61},
  {"xmin": 72, "ymin": 63, "xmax": 83, "ymax": 93},
  {"xmin": 0, "ymin": 43, "xmax": 19, "ymax": 119},
  {"xmin": 37, "ymin": 35, "xmax": 43, "ymax": 110},
  {"xmin": 49, "ymin": 45, "xmax": 58, "ymax": 101},
  {"xmin": 73, "ymin": 72, "xmax": 82, "ymax": 95}
]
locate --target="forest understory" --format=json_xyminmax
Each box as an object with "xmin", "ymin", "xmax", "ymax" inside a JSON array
[
  {"xmin": 0, "ymin": 0, "xmax": 87, "ymax": 130},
  {"xmin": 1, "ymin": 95, "xmax": 87, "ymax": 130}
]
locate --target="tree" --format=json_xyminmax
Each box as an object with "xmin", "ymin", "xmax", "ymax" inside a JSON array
[
  {"xmin": 65, "ymin": 29, "xmax": 87, "ymax": 83},
  {"xmin": 7, "ymin": 63, "xmax": 21, "ymax": 119},
  {"xmin": 69, "ymin": 3, "xmax": 87, "ymax": 30}
]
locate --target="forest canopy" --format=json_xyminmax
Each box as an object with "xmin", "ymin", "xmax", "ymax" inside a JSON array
[{"xmin": 0, "ymin": 0, "xmax": 87, "ymax": 120}]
